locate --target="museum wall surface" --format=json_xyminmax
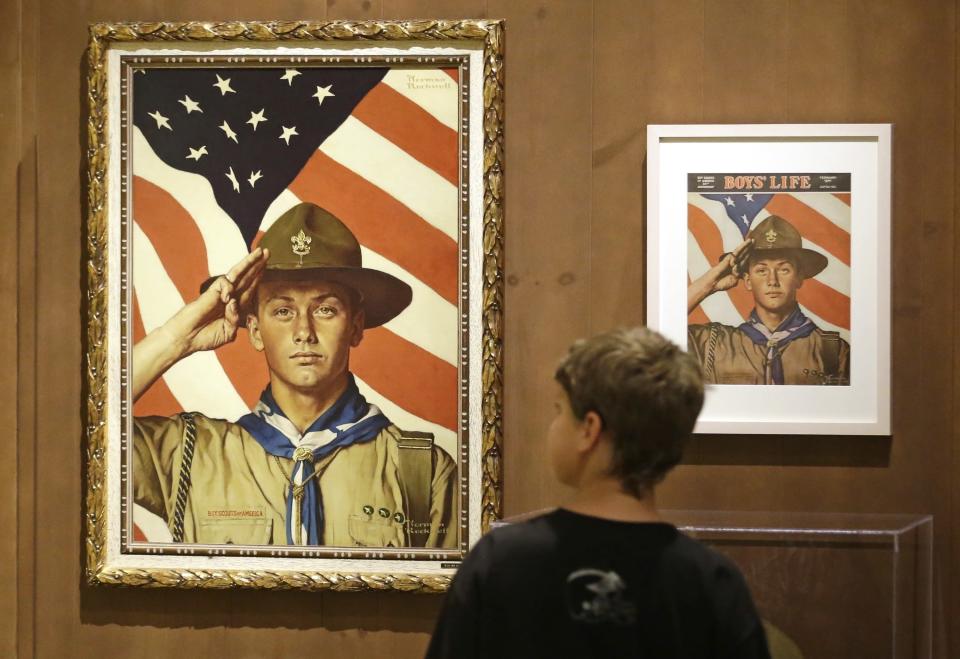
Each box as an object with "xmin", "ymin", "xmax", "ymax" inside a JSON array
[{"xmin": 2, "ymin": 0, "xmax": 958, "ymax": 657}]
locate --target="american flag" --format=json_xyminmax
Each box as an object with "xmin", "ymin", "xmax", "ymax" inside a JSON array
[
  {"xmin": 130, "ymin": 64, "xmax": 461, "ymax": 464},
  {"xmin": 687, "ymin": 190, "xmax": 851, "ymax": 342}
]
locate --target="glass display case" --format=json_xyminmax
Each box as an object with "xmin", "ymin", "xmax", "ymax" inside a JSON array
[
  {"xmin": 663, "ymin": 511, "xmax": 933, "ymax": 659},
  {"xmin": 496, "ymin": 510, "xmax": 933, "ymax": 659}
]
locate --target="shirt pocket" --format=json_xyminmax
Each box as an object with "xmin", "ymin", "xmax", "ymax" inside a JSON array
[
  {"xmin": 196, "ymin": 518, "xmax": 273, "ymax": 545},
  {"xmin": 348, "ymin": 515, "xmax": 403, "ymax": 548}
]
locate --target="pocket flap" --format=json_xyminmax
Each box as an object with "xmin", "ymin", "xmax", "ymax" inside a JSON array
[{"xmin": 348, "ymin": 515, "xmax": 403, "ymax": 547}]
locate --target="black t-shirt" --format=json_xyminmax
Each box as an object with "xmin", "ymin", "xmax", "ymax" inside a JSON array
[{"xmin": 426, "ymin": 509, "xmax": 770, "ymax": 659}]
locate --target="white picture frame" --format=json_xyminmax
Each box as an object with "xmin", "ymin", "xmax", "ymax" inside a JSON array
[{"xmin": 646, "ymin": 124, "xmax": 891, "ymax": 435}]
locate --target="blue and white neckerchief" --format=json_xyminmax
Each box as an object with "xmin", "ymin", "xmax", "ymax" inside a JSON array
[
  {"xmin": 738, "ymin": 307, "xmax": 817, "ymax": 385},
  {"xmin": 237, "ymin": 375, "xmax": 391, "ymax": 545}
]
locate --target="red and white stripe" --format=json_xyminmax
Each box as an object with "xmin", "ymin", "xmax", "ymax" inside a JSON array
[
  {"xmin": 132, "ymin": 68, "xmax": 461, "ymax": 458},
  {"xmin": 688, "ymin": 192, "xmax": 851, "ymax": 342}
]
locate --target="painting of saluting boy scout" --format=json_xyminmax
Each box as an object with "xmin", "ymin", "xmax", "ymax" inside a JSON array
[
  {"xmin": 686, "ymin": 173, "xmax": 851, "ymax": 386},
  {"xmin": 128, "ymin": 63, "xmax": 463, "ymax": 549}
]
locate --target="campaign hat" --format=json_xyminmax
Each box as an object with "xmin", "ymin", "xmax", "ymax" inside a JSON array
[
  {"xmin": 745, "ymin": 215, "xmax": 828, "ymax": 278},
  {"xmin": 253, "ymin": 203, "xmax": 412, "ymax": 328}
]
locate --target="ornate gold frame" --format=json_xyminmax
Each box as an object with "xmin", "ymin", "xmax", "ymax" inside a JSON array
[{"xmin": 84, "ymin": 20, "xmax": 504, "ymax": 591}]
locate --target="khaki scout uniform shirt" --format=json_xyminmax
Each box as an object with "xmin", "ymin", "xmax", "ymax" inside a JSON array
[
  {"xmin": 133, "ymin": 414, "xmax": 457, "ymax": 547},
  {"xmin": 688, "ymin": 322, "xmax": 850, "ymax": 385}
]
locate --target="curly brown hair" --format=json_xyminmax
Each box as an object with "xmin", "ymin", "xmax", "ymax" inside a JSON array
[{"xmin": 555, "ymin": 327, "xmax": 704, "ymax": 497}]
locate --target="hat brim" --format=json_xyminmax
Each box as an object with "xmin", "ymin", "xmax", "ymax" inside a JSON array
[
  {"xmin": 253, "ymin": 266, "xmax": 412, "ymax": 328},
  {"xmin": 749, "ymin": 247, "xmax": 828, "ymax": 279}
]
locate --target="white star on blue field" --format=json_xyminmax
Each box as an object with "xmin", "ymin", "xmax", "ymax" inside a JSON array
[
  {"xmin": 701, "ymin": 193, "xmax": 773, "ymax": 237},
  {"xmin": 133, "ymin": 66, "xmax": 386, "ymax": 247}
]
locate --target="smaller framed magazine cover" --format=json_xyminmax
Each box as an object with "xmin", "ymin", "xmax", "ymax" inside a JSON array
[{"xmin": 646, "ymin": 124, "xmax": 891, "ymax": 435}]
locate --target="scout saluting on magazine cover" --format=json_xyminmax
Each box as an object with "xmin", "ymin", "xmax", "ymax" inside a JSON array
[
  {"xmin": 687, "ymin": 215, "xmax": 850, "ymax": 386},
  {"xmin": 132, "ymin": 202, "xmax": 457, "ymax": 548}
]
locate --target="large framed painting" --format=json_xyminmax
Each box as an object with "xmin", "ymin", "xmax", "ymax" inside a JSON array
[
  {"xmin": 647, "ymin": 124, "xmax": 890, "ymax": 435},
  {"xmin": 84, "ymin": 20, "xmax": 504, "ymax": 591}
]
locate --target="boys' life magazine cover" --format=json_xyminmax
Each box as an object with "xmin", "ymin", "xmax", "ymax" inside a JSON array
[{"xmin": 686, "ymin": 173, "xmax": 851, "ymax": 386}]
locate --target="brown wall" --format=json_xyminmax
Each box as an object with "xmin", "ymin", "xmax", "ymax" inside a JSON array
[{"xmin": 4, "ymin": 0, "xmax": 958, "ymax": 657}]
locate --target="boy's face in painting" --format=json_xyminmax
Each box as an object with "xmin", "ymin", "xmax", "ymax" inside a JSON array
[
  {"xmin": 247, "ymin": 279, "xmax": 364, "ymax": 393},
  {"xmin": 744, "ymin": 256, "xmax": 803, "ymax": 315},
  {"xmin": 547, "ymin": 381, "xmax": 584, "ymax": 487}
]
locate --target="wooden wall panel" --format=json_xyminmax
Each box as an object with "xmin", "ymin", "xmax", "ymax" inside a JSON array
[
  {"xmin": 8, "ymin": 0, "xmax": 959, "ymax": 657},
  {"xmin": 15, "ymin": 0, "xmax": 37, "ymax": 651},
  {"xmin": 485, "ymin": 0, "xmax": 595, "ymax": 515},
  {"xmin": 385, "ymin": 0, "xmax": 488, "ymax": 19},
  {"xmin": 954, "ymin": 0, "xmax": 960, "ymax": 649},
  {"xmin": 591, "ymin": 0, "xmax": 705, "ymax": 331},
  {"xmin": 326, "ymin": 0, "xmax": 380, "ymax": 20},
  {"xmin": 0, "ymin": 0, "xmax": 21, "ymax": 654}
]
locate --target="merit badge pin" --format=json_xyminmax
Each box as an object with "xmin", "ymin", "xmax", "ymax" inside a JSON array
[{"xmin": 291, "ymin": 229, "xmax": 312, "ymax": 266}]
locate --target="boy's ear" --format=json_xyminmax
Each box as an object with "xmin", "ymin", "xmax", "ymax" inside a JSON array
[
  {"xmin": 350, "ymin": 309, "xmax": 365, "ymax": 347},
  {"xmin": 247, "ymin": 315, "xmax": 264, "ymax": 352},
  {"xmin": 579, "ymin": 410, "xmax": 604, "ymax": 451}
]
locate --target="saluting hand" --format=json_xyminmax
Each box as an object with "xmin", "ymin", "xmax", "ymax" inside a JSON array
[
  {"xmin": 687, "ymin": 238, "xmax": 752, "ymax": 315},
  {"xmin": 163, "ymin": 247, "xmax": 270, "ymax": 355},
  {"xmin": 131, "ymin": 247, "xmax": 269, "ymax": 402}
]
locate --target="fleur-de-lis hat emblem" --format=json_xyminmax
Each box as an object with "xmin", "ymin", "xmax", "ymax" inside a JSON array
[
  {"xmin": 291, "ymin": 229, "xmax": 312, "ymax": 265},
  {"xmin": 764, "ymin": 228, "xmax": 779, "ymax": 244}
]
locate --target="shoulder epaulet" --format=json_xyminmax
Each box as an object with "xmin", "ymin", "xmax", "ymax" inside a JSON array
[
  {"xmin": 395, "ymin": 430, "xmax": 435, "ymax": 547},
  {"xmin": 818, "ymin": 331, "xmax": 842, "ymax": 381},
  {"xmin": 397, "ymin": 429, "xmax": 435, "ymax": 449}
]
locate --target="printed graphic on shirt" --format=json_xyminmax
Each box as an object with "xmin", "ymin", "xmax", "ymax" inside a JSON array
[{"xmin": 565, "ymin": 568, "xmax": 637, "ymax": 625}]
